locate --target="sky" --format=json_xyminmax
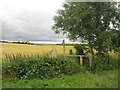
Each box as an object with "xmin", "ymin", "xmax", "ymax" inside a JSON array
[{"xmin": 0, "ymin": 0, "xmax": 73, "ymax": 43}]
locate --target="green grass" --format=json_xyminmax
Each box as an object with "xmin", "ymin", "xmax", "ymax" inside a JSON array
[{"xmin": 2, "ymin": 70, "xmax": 118, "ymax": 88}]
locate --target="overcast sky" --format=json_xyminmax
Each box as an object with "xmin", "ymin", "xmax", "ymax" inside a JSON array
[{"xmin": 0, "ymin": 0, "xmax": 73, "ymax": 42}]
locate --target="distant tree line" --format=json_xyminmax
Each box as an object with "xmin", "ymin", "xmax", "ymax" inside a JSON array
[
  {"xmin": 1, "ymin": 40, "xmax": 85, "ymax": 46},
  {"xmin": 0, "ymin": 40, "xmax": 32, "ymax": 45},
  {"xmin": 13, "ymin": 41, "xmax": 31, "ymax": 44},
  {"xmin": 0, "ymin": 40, "xmax": 9, "ymax": 43}
]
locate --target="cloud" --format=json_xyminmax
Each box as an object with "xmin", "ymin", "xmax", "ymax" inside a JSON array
[
  {"xmin": 1, "ymin": 8, "xmax": 67, "ymax": 42},
  {"xmin": 0, "ymin": 0, "xmax": 70, "ymax": 42}
]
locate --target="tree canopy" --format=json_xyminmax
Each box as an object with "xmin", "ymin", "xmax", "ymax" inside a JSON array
[{"xmin": 52, "ymin": 2, "xmax": 120, "ymax": 56}]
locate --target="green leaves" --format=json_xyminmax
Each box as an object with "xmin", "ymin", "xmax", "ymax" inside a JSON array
[
  {"xmin": 88, "ymin": 55, "xmax": 118, "ymax": 73},
  {"xmin": 3, "ymin": 55, "xmax": 82, "ymax": 80},
  {"xmin": 74, "ymin": 44, "xmax": 85, "ymax": 55},
  {"xmin": 52, "ymin": 2, "xmax": 120, "ymax": 56}
]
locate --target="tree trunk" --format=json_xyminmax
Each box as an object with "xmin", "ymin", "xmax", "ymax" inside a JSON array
[{"xmin": 89, "ymin": 45, "xmax": 94, "ymax": 66}]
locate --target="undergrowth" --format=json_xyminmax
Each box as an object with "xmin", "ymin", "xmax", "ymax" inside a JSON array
[{"xmin": 3, "ymin": 54, "xmax": 83, "ymax": 79}]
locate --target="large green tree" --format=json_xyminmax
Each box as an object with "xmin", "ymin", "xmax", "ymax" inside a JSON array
[{"xmin": 52, "ymin": 2, "xmax": 120, "ymax": 59}]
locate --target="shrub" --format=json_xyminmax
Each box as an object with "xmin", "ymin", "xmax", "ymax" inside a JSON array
[
  {"xmin": 62, "ymin": 57, "xmax": 81, "ymax": 75},
  {"xmin": 88, "ymin": 55, "xmax": 118, "ymax": 73},
  {"xmin": 2, "ymin": 54, "xmax": 83, "ymax": 79}
]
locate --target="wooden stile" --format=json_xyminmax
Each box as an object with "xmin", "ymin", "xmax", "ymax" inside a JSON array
[{"xmin": 62, "ymin": 39, "xmax": 92, "ymax": 66}]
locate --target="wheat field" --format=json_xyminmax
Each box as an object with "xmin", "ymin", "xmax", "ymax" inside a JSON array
[
  {"xmin": 1, "ymin": 43, "xmax": 75, "ymax": 58},
  {"xmin": 1, "ymin": 42, "xmax": 117, "ymax": 59}
]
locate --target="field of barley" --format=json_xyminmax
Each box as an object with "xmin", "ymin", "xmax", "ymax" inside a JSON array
[
  {"xmin": 1, "ymin": 42, "xmax": 117, "ymax": 59},
  {"xmin": 1, "ymin": 43, "xmax": 76, "ymax": 59}
]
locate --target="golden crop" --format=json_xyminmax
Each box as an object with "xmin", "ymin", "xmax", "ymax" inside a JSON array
[
  {"xmin": 1, "ymin": 43, "xmax": 75, "ymax": 59},
  {"xmin": 1, "ymin": 43, "xmax": 117, "ymax": 59}
]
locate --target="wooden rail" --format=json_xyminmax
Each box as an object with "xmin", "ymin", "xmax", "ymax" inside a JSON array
[{"xmin": 65, "ymin": 55, "xmax": 85, "ymax": 65}]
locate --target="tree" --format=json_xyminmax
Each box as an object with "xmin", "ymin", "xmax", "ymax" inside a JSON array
[
  {"xmin": 52, "ymin": 2, "xmax": 120, "ymax": 60},
  {"xmin": 111, "ymin": 30, "xmax": 120, "ymax": 53}
]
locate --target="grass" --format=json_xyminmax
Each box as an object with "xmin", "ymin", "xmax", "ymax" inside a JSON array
[{"xmin": 2, "ymin": 70, "xmax": 118, "ymax": 88}]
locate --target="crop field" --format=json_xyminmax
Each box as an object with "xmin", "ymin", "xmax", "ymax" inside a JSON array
[
  {"xmin": 1, "ymin": 42, "xmax": 118, "ymax": 59},
  {"xmin": 1, "ymin": 43, "xmax": 76, "ymax": 59}
]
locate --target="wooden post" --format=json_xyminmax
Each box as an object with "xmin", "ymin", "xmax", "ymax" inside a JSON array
[
  {"xmin": 80, "ymin": 56, "xmax": 83, "ymax": 65},
  {"xmin": 89, "ymin": 56, "xmax": 92, "ymax": 67},
  {"xmin": 64, "ymin": 55, "xmax": 84, "ymax": 65},
  {"xmin": 63, "ymin": 40, "xmax": 65, "ymax": 56}
]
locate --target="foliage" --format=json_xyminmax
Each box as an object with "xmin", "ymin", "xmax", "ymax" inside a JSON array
[
  {"xmin": 111, "ymin": 30, "xmax": 120, "ymax": 53},
  {"xmin": 2, "ymin": 54, "xmax": 82, "ymax": 79},
  {"xmin": 2, "ymin": 70, "xmax": 118, "ymax": 88},
  {"xmin": 74, "ymin": 44, "xmax": 85, "ymax": 55},
  {"xmin": 52, "ymin": 2, "xmax": 120, "ymax": 58},
  {"xmin": 87, "ymin": 55, "xmax": 118, "ymax": 73}
]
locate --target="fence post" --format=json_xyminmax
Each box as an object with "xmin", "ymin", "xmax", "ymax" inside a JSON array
[
  {"xmin": 63, "ymin": 40, "xmax": 65, "ymax": 56},
  {"xmin": 80, "ymin": 56, "xmax": 83, "ymax": 65},
  {"xmin": 89, "ymin": 56, "xmax": 92, "ymax": 67}
]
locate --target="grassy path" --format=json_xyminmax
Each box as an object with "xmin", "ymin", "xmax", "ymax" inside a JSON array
[{"xmin": 2, "ymin": 70, "xmax": 118, "ymax": 88}]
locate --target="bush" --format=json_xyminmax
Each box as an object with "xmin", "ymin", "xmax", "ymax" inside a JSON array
[
  {"xmin": 88, "ymin": 55, "xmax": 118, "ymax": 73},
  {"xmin": 62, "ymin": 57, "xmax": 82, "ymax": 75},
  {"xmin": 2, "ymin": 54, "xmax": 83, "ymax": 79}
]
